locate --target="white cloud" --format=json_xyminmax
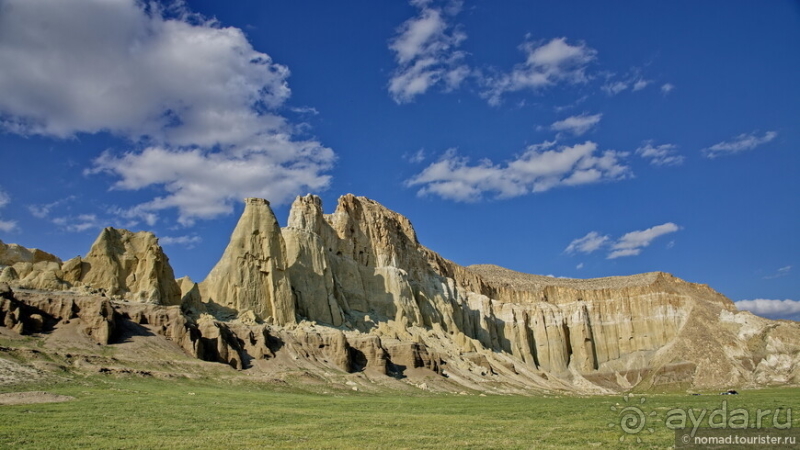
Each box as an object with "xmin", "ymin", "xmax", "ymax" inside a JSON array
[
  {"xmin": 28, "ymin": 196, "xmax": 77, "ymax": 219},
  {"xmin": 632, "ymin": 79, "xmax": 651, "ymax": 91},
  {"xmin": 601, "ymin": 81, "xmax": 628, "ymax": 96},
  {"xmin": 566, "ymin": 223, "xmax": 679, "ymax": 259},
  {"xmin": 601, "ymin": 69, "xmax": 651, "ymax": 96},
  {"xmin": 89, "ymin": 145, "xmax": 333, "ymax": 225},
  {"xmin": 0, "ymin": 188, "xmax": 17, "ymax": 232},
  {"xmin": 660, "ymin": 83, "xmax": 675, "ymax": 94},
  {"xmin": 160, "ymin": 234, "xmax": 202, "ymax": 248},
  {"xmin": 607, "ymin": 222, "xmax": 680, "ymax": 259},
  {"xmin": 0, "ymin": 0, "xmax": 289, "ymax": 144},
  {"xmin": 576, "ymin": 263, "xmax": 584, "ymax": 270},
  {"xmin": 290, "ymin": 107, "xmax": 319, "ymax": 116},
  {"xmin": 565, "ymin": 231, "xmax": 610, "ymax": 254},
  {"xmin": 764, "ymin": 265, "xmax": 792, "ymax": 280},
  {"xmin": 0, "ymin": 0, "xmax": 333, "ymax": 224},
  {"xmin": 0, "ymin": 220, "xmax": 16, "ymax": 233},
  {"xmin": 636, "ymin": 141, "xmax": 684, "ymax": 166},
  {"xmin": 702, "ymin": 131, "xmax": 778, "ymax": 159},
  {"xmin": 52, "ymin": 214, "xmax": 99, "ymax": 233},
  {"xmin": 735, "ymin": 299, "xmax": 800, "ymax": 321},
  {"xmin": 551, "ymin": 113, "xmax": 602, "ymax": 136},
  {"xmin": 388, "ymin": 2, "xmax": 469, "ymax": 103},
  {"xmin": 405, "ymin": 148, "xmax": 427, "ymax": 163},
  {"xmin": 482, "ymin": 37, "xmax": 597, "ymax": 105},
  {"xmin": 406, "ymin": 141, "xmax": 630, "ymax": 201}
]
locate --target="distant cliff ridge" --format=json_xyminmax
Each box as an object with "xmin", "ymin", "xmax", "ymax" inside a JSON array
[{"xmin": 1, "ymin": 195, "xmax": 798, "ymax": 394}]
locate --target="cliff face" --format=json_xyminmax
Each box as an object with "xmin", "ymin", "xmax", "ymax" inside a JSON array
[
  {"xmin": 200, "ymin": 198, "xmax": 294, "ymax": 324},
  {"xmin": 274, "ymin": 194, "xmax": 799, "ymax": 391},
  {"xmin": 0, "ymin": 195, "xmax": 797, "ymax": 394}
]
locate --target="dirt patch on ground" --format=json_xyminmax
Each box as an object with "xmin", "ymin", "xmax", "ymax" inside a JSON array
[
  {"xmin": 0, "ymin": 357, "xmax": 44, "ymax": 385},
  {"xmin": 0, "ymin": 391, "xmax": 75, "ymax": 405}
]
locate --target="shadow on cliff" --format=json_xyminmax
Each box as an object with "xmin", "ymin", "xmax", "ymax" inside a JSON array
[{"xmin": 111, "ymin": 317, "xmax": 156, "ymax": 344}]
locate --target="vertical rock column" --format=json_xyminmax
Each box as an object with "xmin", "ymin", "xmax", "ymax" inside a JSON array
[{"xmin": 201, "ymin": 198, "xmax": 295, "ymax": 324}]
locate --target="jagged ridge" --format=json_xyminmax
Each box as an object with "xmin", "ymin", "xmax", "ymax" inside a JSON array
[{"xmin": 0, "ymin": 194, "xmax": 798, "ymax": 394}]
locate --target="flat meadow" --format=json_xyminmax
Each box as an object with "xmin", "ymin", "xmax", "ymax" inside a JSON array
[{"xmin": 0, "ymin": 374, "xmax": 797, "ymax": 449}]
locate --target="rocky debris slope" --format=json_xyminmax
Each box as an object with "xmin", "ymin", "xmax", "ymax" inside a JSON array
[{"xmin": 0, "ymin": 194, "xmax": 798, "ymax": 394}]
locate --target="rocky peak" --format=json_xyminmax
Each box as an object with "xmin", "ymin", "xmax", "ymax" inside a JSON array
[
  {"xmin": 80, "ymin": 227, "xmax": 181, "ymax": 305},
  {"xmin": 200, "ymin": 198, "xmax": 295, "ymax": 324},
  {"xmin": 323, "ymin": 194, "xmax": 420, "ymax": 269}
]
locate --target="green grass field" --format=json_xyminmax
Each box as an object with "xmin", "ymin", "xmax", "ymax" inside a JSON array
[{"xmin": 0, "ymin": 375, "xmax": 797, "ymax": 449}]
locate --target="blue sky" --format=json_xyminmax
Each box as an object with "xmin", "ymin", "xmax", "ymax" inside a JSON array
[{"xmin": 0, "ymin": 0, "xmax": 797, "ymax": 319}]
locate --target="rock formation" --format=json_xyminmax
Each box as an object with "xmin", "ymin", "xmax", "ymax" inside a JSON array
[
  {"xmin": 200, "ymin": 198, "xmax": 294, "ymax": 324},
  {"xmin": 0, "ymin": 194, "xmax": 798, "ymax": 394},
  {"xmin": 0, "ymin": 239, "xmax": 70, "ymax": 291},
  {"xmin": 79, "ymin": 228, "xmax": 182, "ymax": 305}
]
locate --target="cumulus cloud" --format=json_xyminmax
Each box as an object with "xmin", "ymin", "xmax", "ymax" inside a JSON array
[
  {"xmin": 565, "ymin": 231, "xmax": 610, "ymax": 254},
  {"xmin": 406, "ymin": 141, "xmax": 630, "ymax": 201},
  {"xmin": 702, "ymin": 131, "xmax": 778, "ymax": 159},
  {"xmin": 388, "ymin": 1, "xmax": 469, "ymax": 103},
  {"xmin": 636, "ymin": 141, "xmax": 684, "ymax": 166},
  {"xmin": 735, "ymin": 299, "xmax": 800, "ymax": 321},
  {"xmin": 0, "ymin": 0, "xmax": 333, "ymax": 224},
  {"xmin": 661, "ymin": 83, "xmax": 675, "ymax": 94},
  {"xmin": 551, "ymin": 113, "xmax": 602, "ymax": 136},
  {"xmin": 608, "ymin": 222, "xmax": 680, "ymax": 259},
  {"xmin": 89, "ymin": 145, "xmax": 333, "ymax": 225},
  {"xmin": 482, "ymin": 37, "xmax": 597, "ymax": 105}
]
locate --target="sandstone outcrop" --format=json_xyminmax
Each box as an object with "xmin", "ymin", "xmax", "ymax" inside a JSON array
[
  {"xmin": 0, "ymin": 194, "xmax": 798, "ymax": 394},
  {"xmin": 79, "ymin": 228, "xmax": 181, "ymax": 305},
  {"xmin": 200, "ymin": 198, "xmax": 294, "ymax": 324},
  {"xmin": 0, "ymin": 239, "xmax": 70, "ymax": 291},
  {"xmin": 0, "ymin": 284, "xmax": 116, "ymax": 344}
]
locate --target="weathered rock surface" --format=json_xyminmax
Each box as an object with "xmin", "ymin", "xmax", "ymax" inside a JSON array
[
  {"xmin": 0, "ymin": 285, "xmax": 116, "ymax": 344},
  {"xmin": 276, "ymin": 194, "xmax": 800, "ymax": 391},
  {"xmin": 0, "ymin": 239, "xmax": 61, "ymax": 266},
  {"xmin": 0, "ymin": 194, "xmax": 798, "ymax": 394},
  {"xmin": 0, "ymin": 240, "xmax": 71, "ymax": 291},
  {"xmin": 79, "ymin": 228, "xmax": 182, "ymax": 305},
  {"xmin": 200, "ymin": 198, "xmax": 294, "ymax": 324}
]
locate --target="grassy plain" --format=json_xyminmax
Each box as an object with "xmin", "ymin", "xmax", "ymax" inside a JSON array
[{"xmin": 0, "ymin": 374, "xmax": 798, "ymax": 449}]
